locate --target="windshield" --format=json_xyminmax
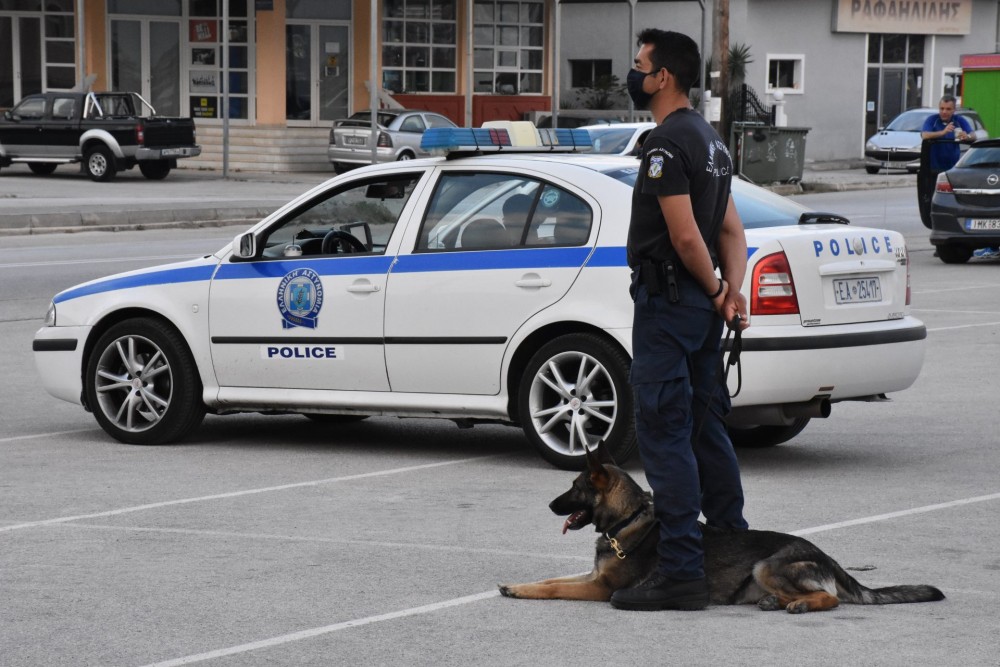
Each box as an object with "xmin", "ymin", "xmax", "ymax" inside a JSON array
[
  {"xmin": 587, "ymin": 128, "xmax": 638, "ymax": 154},
  {"xmin": 597, "ymin": 166, "xmax": 809, "ymax": 229},
  {"xmin": 885, "ymin": 110, "xmax": 932, "ymax": 132}
]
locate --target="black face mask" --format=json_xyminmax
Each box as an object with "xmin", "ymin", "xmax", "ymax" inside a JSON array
[{"xmin": 627, "ymin": 68, "xmax": 656, "ymax": 109}]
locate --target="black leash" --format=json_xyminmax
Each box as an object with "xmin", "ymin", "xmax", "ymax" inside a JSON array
[{"xmin": 693, "ymin": 314, "xmax": 744, "ymax": 443}]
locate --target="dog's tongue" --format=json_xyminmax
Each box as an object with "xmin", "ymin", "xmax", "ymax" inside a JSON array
[{"xmin": 562, "ymin": 511, "xmax": 584, "ymax": 535}]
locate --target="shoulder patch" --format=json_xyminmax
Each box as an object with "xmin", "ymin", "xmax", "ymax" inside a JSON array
[{"xmin": 648, "ymin": 155, "xmax": 664, "ymax": 179}]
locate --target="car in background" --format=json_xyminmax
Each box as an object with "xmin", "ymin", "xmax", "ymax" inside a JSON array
[
  {"xmin": 580, "ymin": 122, "xmax": 655, "ymax": 156},
  {"xmin": 864, "ymin": 107, "xmax": 987, "ymax": 174},
  {"xmin": 929, "ymin": 138, "xmax": 1000, "ymax": 263},
  {"xmin": 33, "ymin": 126, "xmax": 926, "ymax": 471},
  {"xmin": 328, "ymin": 109, "xmax": 457, "ymax": 173}
]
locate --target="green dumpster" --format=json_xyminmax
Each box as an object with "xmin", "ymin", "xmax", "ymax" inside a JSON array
[{"xmin": 731, "ymin": 124, "xmax": 810, "ymax": 184}]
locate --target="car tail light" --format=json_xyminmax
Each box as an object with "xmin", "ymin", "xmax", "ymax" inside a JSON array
[
  {"xmin": 750, "ymin": 251, "xmax": 799, "ymax": 316},
  {"xmin": 135, "ymin": 122, "xmax": 145, "ymax": 146},
  {"xmin": 377, "ymin": 132, "xmax": 392, "ymax": 148},
  {"xmin": 935, "ymin": 173, "xmax": 953, "ymax": 193}
]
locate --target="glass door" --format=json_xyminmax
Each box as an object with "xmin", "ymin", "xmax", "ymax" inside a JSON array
[
  {"xmin": 111, "ymin": 19, "xmax": 180, "ymax": 116},
  {"xmin": 0, "ymin": 16, "xmax": 42, "ymax": 107},
  {"xmin": 286, "ymin": 22, "xmax": 350, "ymax": 125}
]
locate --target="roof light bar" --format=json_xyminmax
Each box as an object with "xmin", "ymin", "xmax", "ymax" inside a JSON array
[{"xmin": 420, "ymin": 125, "xmax": 593, "ymax": 156}]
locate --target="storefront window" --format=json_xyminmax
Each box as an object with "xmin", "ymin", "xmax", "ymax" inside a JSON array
[
  {"xmin": 382, "ymin": 0, "xmax": 457, "ymax": 94},
  {"xmin": 188, "ymin": 10, "xmax": 251, "ymax": 120},
  {"xmin": 473, "ymin": 0, "xmax": 544, "ymax": 94}
]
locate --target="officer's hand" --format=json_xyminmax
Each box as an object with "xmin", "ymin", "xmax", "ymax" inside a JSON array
[{"xmin": 723, "ymin": 292, "xmax": 749, "ymax": 330}]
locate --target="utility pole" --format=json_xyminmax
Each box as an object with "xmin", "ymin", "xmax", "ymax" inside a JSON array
[{"xmin": 711, "ymin": 0, "xmax": 730, "ymax": 138}]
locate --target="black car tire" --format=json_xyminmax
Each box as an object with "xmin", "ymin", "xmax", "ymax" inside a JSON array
[
  {"xmin": 139, "ymin": 160, "xmax": 172, "ymax": 180},
  {"xmin": 84, "ymin": 145, "xmax": 117, "ymax": 182},
  {"xmin": 28, "ymin": 162, "xmax": 58, "ymax": 175},
  {"xmin": 396, "ymin": 151, "xmax": 414, "ymax": 161},
  {"xmin": 728, "ymin": 418, "xmax": 810, "ymax": 448},
  {"xmin": 517, "ymin": 333, "xmax": 635, "ymax": 470},
  {"xmin": 937, "ymin": 245, "xmax": 972, "ymax": 264},
  {"xmin": 865, "ymin": 166, "xmax": 881, "ymax": 175},
  {"xmin": 85, "ymin": 318, "xmax": 205, "ymax": 445}
]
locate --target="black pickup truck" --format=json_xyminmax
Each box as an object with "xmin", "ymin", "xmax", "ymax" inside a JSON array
[{"xmin": 0, "ymin": 91, "xmax": 201, "ymax": 181}]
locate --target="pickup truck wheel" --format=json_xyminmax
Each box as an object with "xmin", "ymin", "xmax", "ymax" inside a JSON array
[
  {"xmin": 139, "ymin": 160, "xmax": 172, "ymax": 180},
  {"xmin": 28, "ymin": 163, "xmax": 58, "ymax": 176},
  {"xmin": 518, "ymin": 333, "xmax": 636, "ymax": 470},
  {"xmin": 85, "ymin": 145, "xmax": 117, "ymax": 182},
  {"xmin": 85, "ymin": 318, "xmax": 205, "ymax": 445}
]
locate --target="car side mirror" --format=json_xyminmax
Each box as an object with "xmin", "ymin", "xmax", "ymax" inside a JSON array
[{"xmin": 232, "ymin": 232, "xmax": 256, "ymax": 259}]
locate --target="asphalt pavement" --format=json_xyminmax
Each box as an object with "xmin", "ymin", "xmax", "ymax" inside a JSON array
[{"xmin": 0, "ymin": 160, "xmax": 917, "ymax": 237}]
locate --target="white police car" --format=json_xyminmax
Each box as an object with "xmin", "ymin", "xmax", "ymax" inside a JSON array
[{"xmin": 33, "ymin": 124, "xmax": 926, "ymax": 470}]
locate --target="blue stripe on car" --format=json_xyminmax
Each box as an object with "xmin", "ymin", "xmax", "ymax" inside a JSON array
[
  {"xmin": 50, "ymin": 246, "xmax": 762, "ymax": 303},
  {"xmin": 53, "ymin": 265, "xmax": 217, "ymax": 304}
]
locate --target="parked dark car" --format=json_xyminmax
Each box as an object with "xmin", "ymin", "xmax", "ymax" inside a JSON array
[
  {"xmin": 929, "ymin": 139, "xmax": 1000, "ymax": 263},
  {"xmin": 0, "ymin": 91, "xmax": 200, "ymax": 181},
  {"xmin": 864, "ymin": 107, "xmax": 987, "ymax": 174}
]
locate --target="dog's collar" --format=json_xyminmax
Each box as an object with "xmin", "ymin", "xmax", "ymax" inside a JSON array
[{"xmin": 603, "ymin": 505, "xmax": 649, "ymax": 540}]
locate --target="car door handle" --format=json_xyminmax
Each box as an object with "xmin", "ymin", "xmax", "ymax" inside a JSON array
[
  {"xmin": 346, "ymin": 281, "xmax": 381, "ymax": 293},
  {"xmin": 515, "ymin": 274, "xmax": 551, "ymax": 289}
]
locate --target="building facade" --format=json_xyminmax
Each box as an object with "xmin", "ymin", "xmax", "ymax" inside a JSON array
[
  {"xmin": 563, "ymin": 0, "xmax": 1000, "ymax": 162},
  {"xmin": 2, "ymin": 0, "xmax": 999, "ymax": 170}
]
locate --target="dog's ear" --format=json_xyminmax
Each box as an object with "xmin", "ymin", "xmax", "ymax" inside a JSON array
[
  {"xmin": 594, "ymin": 440, "xmax": 618, "ymax": 467},
  {"xmin": 585, "ymin": 445, "xmax": 610, "ymax": 490}
]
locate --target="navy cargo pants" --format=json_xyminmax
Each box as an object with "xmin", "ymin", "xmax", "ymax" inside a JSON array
[{"xmin": 630, "ymin": 276, "xmax": 748, "ymax": 581}]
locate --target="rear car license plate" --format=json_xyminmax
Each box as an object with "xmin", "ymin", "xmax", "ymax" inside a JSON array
[
  {"xmin": 833, "ymin": 276, "xmax": 882, "ymax": 304},
  {"xmin": 161, "ymin": 148, "xmax": 184, "ymax": 157},
  {"xmin": 966, "ymin": 218, "xmax": 1000, "ymax": 231},
  {"xmin": 343, "ymin": 136, "xmax": 366, "ymax": 146}
]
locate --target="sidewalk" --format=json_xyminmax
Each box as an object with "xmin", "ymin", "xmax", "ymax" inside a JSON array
[{"xmin": 0, "ymin": 160, "xmax": 916, "ymax": 237}]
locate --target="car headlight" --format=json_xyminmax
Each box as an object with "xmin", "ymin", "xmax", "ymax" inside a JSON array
[
  {"xmin": 44, "ymin": 302, "xmax": 56, "ymax": 327},
  {"xmin": 865, "ymin": 142, "xmax": 876, "ymax": 151}
]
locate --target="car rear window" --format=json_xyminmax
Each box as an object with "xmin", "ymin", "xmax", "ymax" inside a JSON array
[
  {"xmin": 596, "ymin": 166, "xmax": 807, "ymax": 229},
  {"xmin": 347, "ymin": 111, "xmax": 399, "ymax": 126},
  {"xmin": 956, "ymin": 144, "xmax": 1000, "ymax": 168}
]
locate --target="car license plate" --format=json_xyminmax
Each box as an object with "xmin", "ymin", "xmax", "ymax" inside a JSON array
[
  {"xmin": 161, "ymin": 148, "xmax": 184, "ymax": 157},
  {"xmin": 343, "ymin": 136, "xmax": 366, "ymax": 146},
  {"xmin": 966, "ymin": 218, "xmax": 1000, "ymax": 231},
  {"xmin": 833, "ymin": 277, "xmax": 882, "ymax": 304}
]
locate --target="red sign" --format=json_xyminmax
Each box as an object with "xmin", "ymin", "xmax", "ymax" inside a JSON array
[
  {"xmin": 189, "ymin": 20, "xmax": 218, "ymax": 43},
  {"xmin": 961, "ymin": 53, "xmax": 1000, "ymax": 70}
]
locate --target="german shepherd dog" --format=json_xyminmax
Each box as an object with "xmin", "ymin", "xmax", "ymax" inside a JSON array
[{"xmin": 499, "ymin": 445, "xmax": 945, "ymax": 613}]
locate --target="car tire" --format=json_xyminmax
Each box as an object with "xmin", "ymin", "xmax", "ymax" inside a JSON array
[
  {"xmin": 865, "ymin": 166, "xmax": 881, "ymax": 175},
  {"xmin": 517, "ymin": 333, "xmax": 635, "ymax": 470},
  {"xmin": 84, "ymin": 145, "xmax": 117, "ymax": 182},
  {"xmin": 302, "ymin": 413, "xmax": 368, "ymax": 424},
  {"xmin": 332, "ymin": 162, "xmax": 352, "ymax": 174},
  {"xmin": 728, "ymin": 418, "xmax": 810, "ymax": 448},
  {"xmin": 396, "ymin": 151, "xmax": 414, "ymax": 161},
  {"xmin": 139, "ymin": 160, "xmax": 172, "ymax": 180},
  {"xmin": 85, "ymin": 318, "xmax": 205, "ymax": 445},
  {"xmin": 28, "ymin": 162, "xmax": 58, "ymax": 176},
  {"xmin": 937, "ymin": 245, "xmax": 972, "ymax": 264}
]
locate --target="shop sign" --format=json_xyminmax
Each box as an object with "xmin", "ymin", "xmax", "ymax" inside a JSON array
[{"xmin": 833, "ymin": 0, "xmax": 972, "ymax": 35}]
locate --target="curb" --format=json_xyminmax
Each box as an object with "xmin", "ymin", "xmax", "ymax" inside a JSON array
[{"xmin": 0, "ymin": 207, "xmax": 274, "ymax": 237}]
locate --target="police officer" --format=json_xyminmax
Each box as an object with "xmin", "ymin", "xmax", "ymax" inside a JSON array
[{"xmin": 610, "ymin": 29, "xmax": 751, "ymax": 612}]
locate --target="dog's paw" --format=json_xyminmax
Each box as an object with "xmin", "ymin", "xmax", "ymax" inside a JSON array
[
  {"xmin": 785, "ymin": 600, "xmax": 810, "ymax": 614},
  {"xmin": 498, "ymin": 585, "xmax": 519, "ymax": 598},
  {"xmin": 757, "ymin": 595, "xmax": 782, "ymax": 611}
]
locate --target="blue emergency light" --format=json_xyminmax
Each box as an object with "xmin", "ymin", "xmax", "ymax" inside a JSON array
[{"xmin": 420, "ymin": 125, "xmax": 593, "ymax": 156}]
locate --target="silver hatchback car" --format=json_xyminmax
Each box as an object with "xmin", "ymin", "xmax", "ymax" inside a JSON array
[{"xmin": 327, "ymin": 109, "xmax": 457, "ymax": 173}]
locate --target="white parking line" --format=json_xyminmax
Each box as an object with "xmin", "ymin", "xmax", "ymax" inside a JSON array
[
  {"xmin": 0, "ymin": 255, "xmax": 196, "ymax": 269},
  {"xmin": 140, "ymin": 491, "xmax": 1000, "ymax": 667},
  {"xmin": 0, "ymin": 429, "xmax": 96, "ymax": 444},
  {"xmin": 0, "ymin": 455, "xmax": 498, "ymax": 534},
  {"xmin": 927, "ymin": 321, "xmax": 1000, "ymax": 332}
]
